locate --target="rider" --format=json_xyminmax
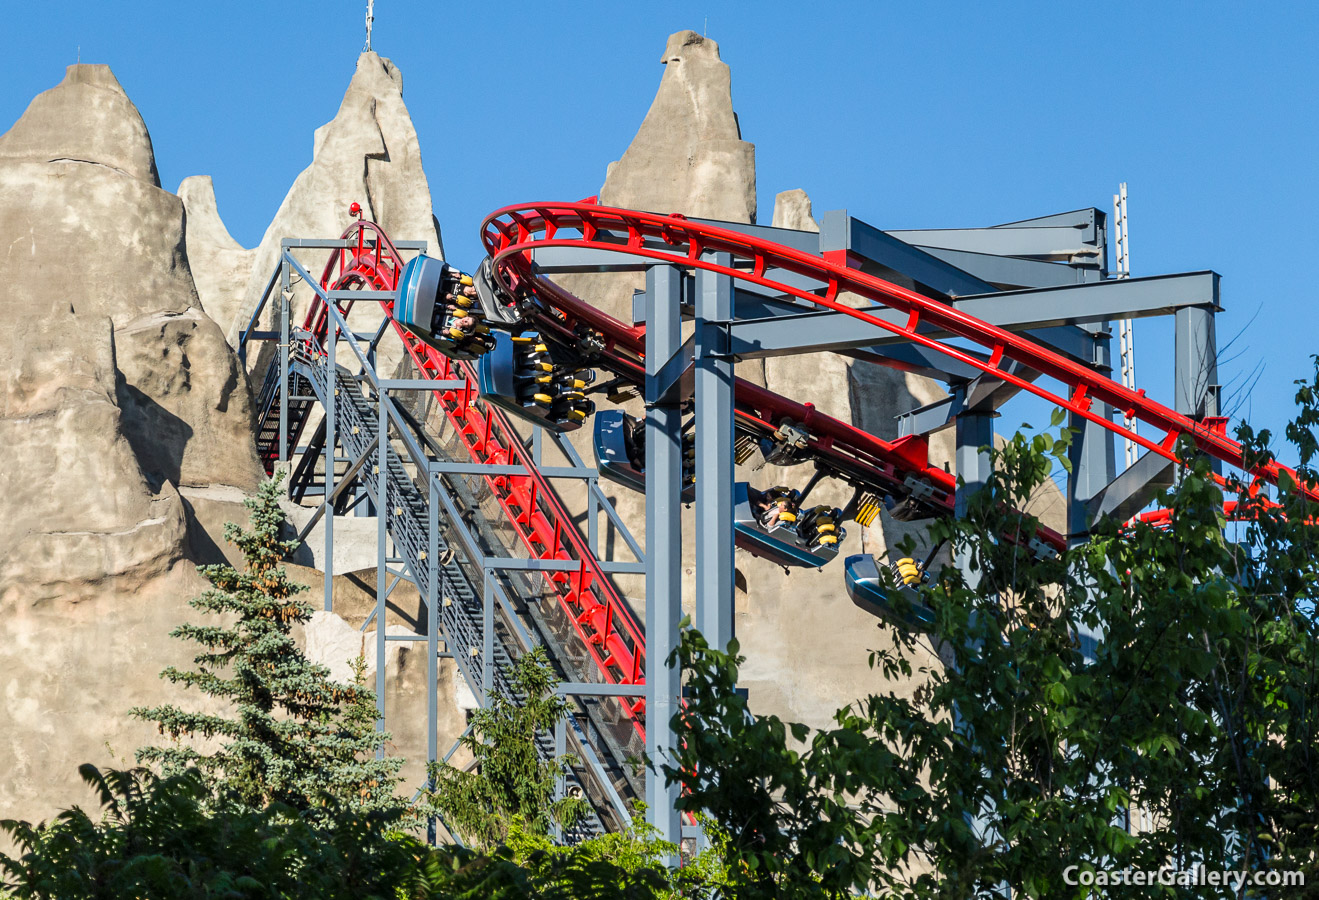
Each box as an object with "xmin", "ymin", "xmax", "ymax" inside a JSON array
[{"xmin": 435, "ymin": 269, "xmax": 492, "ymax": 350}]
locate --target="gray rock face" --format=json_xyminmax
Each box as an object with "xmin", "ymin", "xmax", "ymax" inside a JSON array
[
  {"xmin": 179, "ymin": 175, "xmax": 257, "ymax": 335},
  {"xmin": 0, "ymin": 64, "xmax": 159, "ymax": 185},
  {"xmin": 208, "ymin": 52, "xmax": 442, "ymax": 376},
  {"xmin": 0, "ymin": 63, "xmax": 262, "ymax": 835},
  {"xmin": 115, "ymin": 308, "xmax": 263, "ymax": 492},
  {"xmin": 770, "ymin": 188, "xmax": 817, "ymax": 231},
  {"xmin": 0, "ymin": 312, "xmax": 189, "ymax": 603},
  {"xmin": 601, "ymin": 31, "xmax": 756, "ymax": 224}
]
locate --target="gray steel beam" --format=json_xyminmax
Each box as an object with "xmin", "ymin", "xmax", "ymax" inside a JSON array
[
  {"xmin": 916, "ymin": 246, "xmax": 1093, "ymax": 289},
  {"xmin": 954, "ymin": 411, "xmax": 995, "ymax": 595},
  {"xmin": 955, "ymin": 271, "xmax": 1217, "ymax": 329},
  {"xmin": 819, "ymin": 209, "xmax": 998, "ymax": 298},
  {"xmin": 644, "ymin": 263, "xmax": 684, "ymax": 854},
  {"xmin": 897, "ymin": 364, "xmax": 1036, "ymax": 436},
  {"xmin": 1068, "ymin": 324, "xmax": 1118, "ymax": 538},
  {"xmin": 324, "ymin": 322, "xmax": 336, "ymax": 612},
  {"xmin": 725, "ymin": 271, "xmax": 1218, "ymax": 360},
  {"xmin": 532, "ymin": 218, "xmax": 821, "ymax": 275},
  {"xmin": 650, "ymin": 333, "xmax": 696, "ymax": 405},
  {"xmin": 688, "ymin": 217, "xmax": 823, "ymax": 254},
  {"xmin": 1174, "ymin": 305, "xmax": 1221, "ymax": 419},
  {"xmin": 695, "ymin": 256, "xmax": 736, "ymax": 653},
  {"xmin": 427, "ymin": 473, "xmax": 440, "ymax": 787},
  {"xmin": 1086, "ymin": 449, "xmax": 1177, "ymax": 525},
  {"xmin": 993, "ymin": 208, "xmax": 1102, "ymax": 232},
  {"xmin": 280, "ymin": 238, "xmax": 428, "ymax": 251},
  {"xmin": 376, "ymin": 389, "xmax": 388, "ymax": 759},
  {"xmin": 890, "ymin": 213, "xmax": 1103, "ymax": 261},
  {"xmin": 278, "ymin": 259, "xmax": 291, "ymax": 473},
  {"xmin": 531, "ymin": 246, "xmax": 656, "ymax": 274},
  {"xmin": 955, "ymin": 412, "xmax": 995, "ymax": 518}
]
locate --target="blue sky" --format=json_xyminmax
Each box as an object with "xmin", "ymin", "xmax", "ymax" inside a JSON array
[{"xmin": 5, "ymin": 1, "xmax": 1319, "ymax": 460}]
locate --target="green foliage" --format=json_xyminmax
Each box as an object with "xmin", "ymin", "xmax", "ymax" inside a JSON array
[
  {"xmin": 14, "ymin": 367, "xmax": 1319, "ymax": 898},
  {"xmin": 0, "ymin": 764, "xmax": 420, "ymax": 899},
  {"xmin": 424, "ymin": 647, "xmax": 587, "ymax": 849},
  {"xmin": 131, "ymin": 475, "xmax": 404, "ymax": 819},
  {"xmin": 666, "ymin": 362, "xmax": 1319, "ymax": 898}
]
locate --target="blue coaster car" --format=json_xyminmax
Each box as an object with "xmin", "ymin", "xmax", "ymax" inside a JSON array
[
  {"xmin": 844, "ymin": 554, "xmax": 935, "ymax": 630},
  {"xmin": 733, "ymin": 482, "xmax": 843, "ymax": 569},
  {"xmin": 477, "ymin": 331, "xmax": 594, "ymax": 433},
  {"xmin": 395, "ymin": 255, "xmax": 493, "ymax": 361},
  {"xmin": 593, "ymin": 411, "xmax": 695, "ymax": 502}
]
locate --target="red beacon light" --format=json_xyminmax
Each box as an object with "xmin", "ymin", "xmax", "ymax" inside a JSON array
[{"xmin": 349, "ymin": 202, "xmax": 362, "ymax": 219}]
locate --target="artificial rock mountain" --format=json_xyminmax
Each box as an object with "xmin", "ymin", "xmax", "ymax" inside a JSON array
[
  {"xmin": 0, "ymin": 35, "xmax": 1064, "ymax": 833},
  {"xmin": 0, "ymin": 57, "xmax": 455, "ymax": 833}
]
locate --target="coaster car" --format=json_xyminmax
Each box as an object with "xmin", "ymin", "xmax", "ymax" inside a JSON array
[
  {"xmin": 733, "ymin": 482, "xmax": 844, "ymax": 569},
  {"xmin": 395, "ymin": 254, "xmax": 495, "ymax": 361},
  {"xmin": 473, "ymin": 257, "xmax": 524, "ymax": 327},
  {"xmin": 844, "ymin": 553, "xmax": 935, "ymax": 630},
  {"xmin": 592, "ymin": 411, "xmax": 696, "ymax": 502},
  {"xmin": 477, "ymin": 331, "xmax": 595, "ymax": 433}
]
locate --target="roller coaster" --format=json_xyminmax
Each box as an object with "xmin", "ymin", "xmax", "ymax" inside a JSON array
[{"xmin": 239, "ymin": 196, "xmax": 1293, "ymax": 847}]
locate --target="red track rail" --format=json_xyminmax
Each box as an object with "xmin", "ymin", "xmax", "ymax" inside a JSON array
[
  {"xmin": 300, "ymin": 222, "xmax": 646, "ymax": 732},
  {"xmin": 480, "ymin": 202, "xmax": 1319, "ymax": 526}
]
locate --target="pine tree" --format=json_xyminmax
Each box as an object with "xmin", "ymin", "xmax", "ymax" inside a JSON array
[
  {"xmin": 132, "ymin": 475, "xmax": 404, "ymax": 819},
  {"xmin": 426, "ymin": 646, "xmax": 588, "ymax": 849}
]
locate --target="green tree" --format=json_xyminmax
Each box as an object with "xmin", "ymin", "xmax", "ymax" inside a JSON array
[
  {"xmin": 131, "ymin": 475, "xmax": 404, "ymax": 819},
  {"xmin": 0, "ymin": 764, "xmax": 420, "ymax": 899},
  {"xmin": 424, "ymin": 646, "xmax": 588, "ymax": 849},
  {"xmin": 421, "ymin": 647, "xmax": 726, "ymax": 897},
  {"xmin": 666, "ymin": 365, "xmax": 1319, "ymax": 899}
]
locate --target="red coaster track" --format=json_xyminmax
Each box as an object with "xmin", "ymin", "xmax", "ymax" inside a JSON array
[
  {"xmin": 299, "ymin": 221, "xmax": 646, "ymax": 738},
  {"xmin": 280, "ymin": 201, "xmax": 1306, "ymax": 753},
  {"xmin": 480, "ymin": 201, "xmax": 1318, "ymax": 525}
]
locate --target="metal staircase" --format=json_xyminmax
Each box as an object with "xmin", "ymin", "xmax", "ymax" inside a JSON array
[{"xmin": 252, "ymin": 309, "xmax": 647, "ymax": 837}]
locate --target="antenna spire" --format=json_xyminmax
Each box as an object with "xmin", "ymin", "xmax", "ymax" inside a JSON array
[{"xmin": 365, "ymin": 0, "xmax": 375, "ymax": 52}]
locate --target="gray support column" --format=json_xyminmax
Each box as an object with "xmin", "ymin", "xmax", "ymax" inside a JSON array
[
  {"xmin": 1068, "ymin": 325, "xmax": 1118, "ymax": 539},
  {"xmin": 482, "ymin": 570, "xmax": 494, "ymax": 707},
  {"xmin": 644, "ymin": 263, "xmax": 684, "ymax": 853},
  {"xmin": 427, "ymin": 472, "xmax": 443, "ymax": 807},
  {"xmin": 376, "ymin": 390, "xmax": 388, "ymax": 759},
  {"xmin": 324, "ymin": 318, "xmax": 336, "ymax": 612},
  {"xmin": 278, "ymin": 262, "xmax": 291, "ymax": 474},
  {"xmin": 1174, "ymin": 305, "xmax": 1220, "ymax": 419},
  {"xmin": 952, "ymin": 409, "xmax": 998, "ymax": 874},
  {"xmin": 954, "ymin": 409, "xmax": 994, "ymax": 595},
  {"xmin": 954, "ymin": 411, "xmax": 994, "ymax": 519},
  {"xmin": 695, "ymin": 256, "xmax": 735, "ymax": 652},
  {"xmin": 587, "ymin": 482, "xmax": 599, "ymax": 556},
  {"xmin": 553, "ymin": 716, "xmax": 567, "ymax": 843},
  {"xmin": 1068, "ymin": 326, "xmax": 1116, "ymax": 665}
]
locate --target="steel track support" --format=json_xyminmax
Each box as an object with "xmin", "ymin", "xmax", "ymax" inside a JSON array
[
  {"xmin": 695, "ymin": 256, "xmax": 736, "ymax": 653},
  {"xmin": 278, "ymin": 259, "xmax": 291, "ymax": 478},
  {"xmin": 376, "ymin": 388, "xmax": 388, "ymax": 759},
  {"xmin": 324, "ymin": 318, "xmax": 336, "ymax": 612},
  {"xmin": 1175, "ymin": 306, "xmax": 1221, "ymax": 473},
  {"xmin": 644, "ymin": 263, "xmax": 683, "ymax": 856},
  {"xmin": 952, "ymin": 408, "xmax": 1000, "ymax": 879},
  {"xmin": 954, "ymin": 411, "xmax": 994, "ymax": 521},
  {"xmin": 427, "ymin": 472, "xmax": 440, "ymax": 845},
  {"xmin": 482, "ymin": 569, "xmax": 494, "ymax": 706},
  {"xmin": 1067, "ymin": 323, "xmax": 1115, "ymax": 667},
  {"xmin": 1068, "ymin": 325, "xmax": 1118, "ymax": 539}
]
